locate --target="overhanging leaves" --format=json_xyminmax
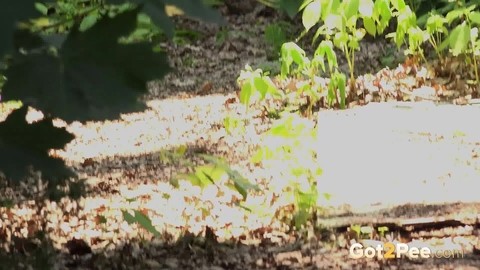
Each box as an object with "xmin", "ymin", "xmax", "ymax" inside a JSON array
[
  {"xmin": 0, "ymin": 106, "xmax": 75, "ymax": 181},
  {"xmin": 2, "ymin": 8, "xmax": 170, "ymax": 122}
]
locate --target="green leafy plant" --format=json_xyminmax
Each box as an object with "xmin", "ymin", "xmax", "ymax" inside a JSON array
[
  {"xmin": 299, "ymin": 0, "xmax": 388, "ymax": 92},
  {"xmin": 174, "ymin": 154, "xmax": 260, "ymax": 200},
  {"xmin": 223, "ymin": 115, "xmax": 246, "ymax": 135},
  {"xmin": 389, "ymin": 1, "xmax": 480, "ymax": 88},
  {"xmin": 279, "ymin": 40, "xmax": 346, "ymax": 111},
  {"xmin": 441, "ymin": 4, "xmax": 480, "ymax": 87},
  {"xmin": 251, "ymin": 115, "xmax": 322, "ymax": 229},
  {"xmin": 237, "ymin": 65, "xmax": 282, "ymax": 110},
  {"xmin": 425, "ymin": 14, "xmax": 449, "ymax": 63},
  {"xmin": 377, "ymin": 226, "xmax": 389, "ymax": 237}
]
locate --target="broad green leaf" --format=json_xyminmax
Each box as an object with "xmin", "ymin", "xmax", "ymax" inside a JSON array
[
  {"xmin": 267, "ymin": 117, "xmax": 305, "ymax": 138},
  {"xmin": 471, "ymin": 11, "xmax": 480, "ymax": 25},
  {"xmin": 239, "ymin": 81, "xmax": 253, "ymax": 106},
  {"xmin": 333, "ymin": 32, "xmax": 349, "ymax": 48},
  {"xmin": 121, "ymin": 210, "xmax": 161, "ymax": 236},
  {"xmin": 122, "ymin": 210, "xmax": 136, "ymax": 224},
  {"xmin": 253, "ymin": 77, "xmax": 269, "ymax": 99},
  {"xmin": 374, "ymin": 0, "xmax": 391, "ymax": 34},
  {"xmin": 188, "ymin": 164, "xmax": 225, "ymax": 188},
  {"xmin": 34, "ymin": 2, "xmax": 49, "ymax": 15},
  {"xmin": 296, "ymin": 189, "xmax": 317, "ymax": 208},
  {"xmin": 281, "ymin": 42, "xmax": 307, "ymax": 76},
  {"xmin": 446, "ymin": 9, "xmax": 464, "ymax": 24},
  {"xmin": 200, "ymin": 155, "xmax": 259, "ymax": 199},
  {"xmin": 0, "ymin": 1, "xmax": 39, "ymax": 57},
  {"xmin": 294, "ymin": 210, "xmax": 309, "ymax": 229},
  {"xmin": 2, "ymin": 8, "xmax": 170, "ymax": 122},
  {"xmin": 133, "ymin": 210, "xmax": 161, "ymax": 236},
  {"xmin": 376, "ymin": 0, "xmax": 391, "ymax": 19},
  {"xmin": 449, "ymin": 23, "xmax": 470, "ymax": 56},
  {"xmin": 315, "ymin": 40, "xmax": 337, "ymax": 71},
  {"xmin": 288, "ymin": 43, "xmax": 307, "ymax": 64},
  {"xmin": 0, "ymin": 106, "xmax": 75, "ymax": 182},
  {"xmin": 321, "ymin": 0, "xmax": 340, "ymax": 21},
  {"xmin": 302, "ymin": 0, "xmax": 321, "ymax": 32},
  {"xmin": 363, "ymin": 17, "xmax": 376, "ymax": 36},
  {"xmin": 343, "ymin": 0, "xmax": 360, "ymax": 20},
  {"xmin": 426, "ymin": 14, "xmax": 447, "ymax": 34},
  {"xmin": 390, "ymin": 0, "xmax": 406, "ymax": 11},
  {"xmin": 79, "ymin": 13, "xmax": 99, "ymax": 32}
]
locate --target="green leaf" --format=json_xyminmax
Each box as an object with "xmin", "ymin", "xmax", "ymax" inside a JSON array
[
  {"xmin": 315, "ymin": 40, "xmax": 337, "ymax": 71},
  {"xmin": 343, "ymin": 0, "xmax": 360, "ymax": 21},
  {"xmin": 374, "ymin": 0, "xmax": 391, "ymax": 34},
  {"xmin": 201, "ymin": 155, "xmax": 259, "ymax": 199},
  {"xmin": 122, "ymin": 210, "xmax": 136, "ymax": 224},
  {"xmin": 470, "ymin": 11, "xmax": 480, "ymax": 25},
  {"xmin": 296, "ymin": 190, "xmax": 317, "ymax": 209},
  {"xmin": 321, "ymin": 0, "xmax": 340, "ymax": 21},
  {"xmin": 426, "ymin": 14, "xmax": 447, "ymax": 34},
  {"xmin": 302, "ymin": 0, "xmax": 321, "ymax": 32},
  {"xmin": 0, "ymin": 106, "xmax": 75, "ymax": 182},
  {"xmin": 294, "ymin": 210, "xmax": 309, "ymax": 229},
  {"xmin": 363, "ymin": 16, "xmax": 376, "ymax": 36},
  {"xmin": 253, "ymin": 77, "xmax": 269, "ymax": 98},
  {"xmin": 133, "ymin": 210, "xmax": 161, "ymax": 236},
  {"xmin": 449, "ymin": 23, "xmax": 470, "ymax": 56},
  {"xmin": 0, "ymin": 1, "xmax": 39, "ymax": 57},
  {"xmin": 280, "ymin": 42, "xmax": 308, "ymax": 76},
  {"xmin": 121, "ymin": 210, "xmax": 161, "ymax": 236},
  {"xmin": 390, "ymin": 0, "xmax": 406, "ymax": 11},
  {"xmin": 2, "ymin": 8, "xmax": 170, "ymax": 122},
  {"xmin": 79, "ymin": 13, "xmax": 99, "ymax": 32},
  {"xmin": 187, "ymin": 164, "xmax": 225, "ymax": 188},
  {"xmin": 446, "ymin": 9, "xmax": 464, "ymax": 24},
  {"xmin": 333, "ymin": 31, "xmax": 349, "ymax": 48},
  {"xmin": 34, "ymin": 2, "xmax": 49, "ymax": 15},
  {"xmin": 285, "ymin": 42, "xmax": 307, "ymax": 65},
  {"xmin": 267, "ymin": 116, "xmax": 305, "ymax": 138},
  {"xmin": 239, "ymin": 81, "xmax": 253, "ymax": 106}
]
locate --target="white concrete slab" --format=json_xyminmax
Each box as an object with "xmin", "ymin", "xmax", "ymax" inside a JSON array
[{"xmin": 316, "ymin": 102, "xmax": 480, "ymax": 213}]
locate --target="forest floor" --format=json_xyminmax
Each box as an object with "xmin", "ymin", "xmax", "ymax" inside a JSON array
[{"xmin": 1, "ymin": 2, "xmax": 480, "ymax": 269}]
